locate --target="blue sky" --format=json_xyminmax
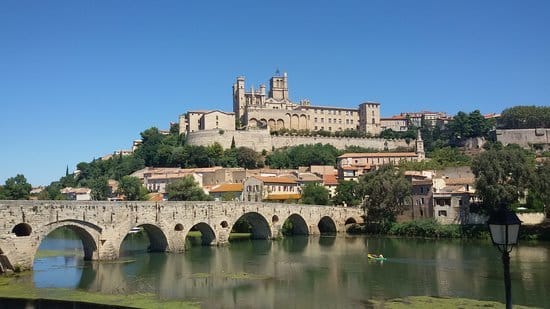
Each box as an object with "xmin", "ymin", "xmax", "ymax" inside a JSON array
[{"xmin": 1, "ymin": 0, "xmax": 549, "ymax": 186}]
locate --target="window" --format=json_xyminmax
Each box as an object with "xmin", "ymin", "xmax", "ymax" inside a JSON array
[
  {"xmin": 459, "ymin": 199, "xmax": 463, "ymax": 206},
  {"xmin": 421, "ymin": 198, "xmax": 425, "ymax": 205},
  {"xmin": 321, "ymin": 118, "xmax": 324, "ymax": 123},
  {"xmin": 372, "ymin": 118, "xmax": 375, "ymax": 124},
  {"xmin": 315, "ymin": 117, "xmax": 318, "ymax": 123},
  {"xmin": 438, "ymin": 210, "xmax": 447, "ymax": 217},
  {"xmin": 346, "ymin": 119, "xmax": 349, "ymax": 124},
  {"xmin": 328, "ymin": 119, "xmax": 332, "ymax": 123}
]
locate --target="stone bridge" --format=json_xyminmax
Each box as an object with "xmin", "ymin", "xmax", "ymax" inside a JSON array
[{"xmin": 0, "ymin": 200, "xmax": 364, "ymax": 272}]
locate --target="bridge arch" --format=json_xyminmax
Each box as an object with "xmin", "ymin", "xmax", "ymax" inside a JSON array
[
  {"xmin": 233, "ymin": 212, "xmax": 271, "ymax": 240},
  {"xmin": 136, "ymin": 224, "xmax": 169, "ymax": 252},
  {"xmin": 12, "ymin": 223, "xmax": 32, "ymax": 236},
  {"xmin": 187, "ymin": 222, "xmax": 216, "ymax": 246},
  {"xmin": 281, "ymin": 213, "xmax": 309, "ymax": 235},
  {"xmin": 36, "ymin": 220, "xmax": 102, "ymax": 261},
  {"xmin": 345, "ymin": 217, "xmax": 357, "ymax": 225},
  {"xmin": 318, "ymin": 216, "xmax": 337, "ymax": 234}
]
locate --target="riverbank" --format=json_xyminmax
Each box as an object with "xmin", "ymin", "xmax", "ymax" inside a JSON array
[
  {"xmin": 348, "ymin": 219, "xmax": 550, "ymax": 241},
  {"xmin": 0, "ymin": 274, "xmax": 538, "ymax": 308},
  {"xmin": 0, "ymin": 274, "xmax": 199, "ymax": 308}
]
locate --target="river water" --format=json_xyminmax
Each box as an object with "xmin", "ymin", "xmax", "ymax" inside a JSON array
[{"xmin": 28, "ymin": 229, "xmax": 550, "ymax": 308}]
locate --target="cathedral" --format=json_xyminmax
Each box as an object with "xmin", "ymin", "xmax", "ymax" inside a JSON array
[{"xmin": 232, "ymin": 72, "xmax": 382, "ymax": 135}]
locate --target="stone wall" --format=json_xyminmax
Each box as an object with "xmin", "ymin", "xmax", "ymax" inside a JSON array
[
  {"xmin": 186, "ymin": 129, "xmax": 412, "ymax": 152},
  {"xmin": 468, "ymin": 212, "xmax": 546, "ymax": 225},
  {"xmin": 496, "ymin": 128, "xmax": 550, "ymax": 149}
]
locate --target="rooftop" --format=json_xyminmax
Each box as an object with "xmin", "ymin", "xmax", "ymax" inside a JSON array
[{"xmin": 338, "ymin": 152, "xmax": 417, "ymax": 158}]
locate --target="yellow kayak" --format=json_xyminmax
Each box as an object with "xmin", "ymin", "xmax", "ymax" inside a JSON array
[{"xmin": 368, "ymin": 253, "xmax": 387, "ymax": 261}]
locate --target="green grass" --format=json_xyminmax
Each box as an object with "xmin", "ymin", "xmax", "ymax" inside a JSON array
[
  {"xmin": 373, "ymin": 296, "xmax": 539, "ymax": 308},
  {"xmin": 0, "ymin": 275, "xmax": 199, "ymax": 308},
  {"xmin": 1, "ymin": 275, "xmax": 541, "ymax": 308}
]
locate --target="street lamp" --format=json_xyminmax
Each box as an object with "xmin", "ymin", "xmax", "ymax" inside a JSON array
[{"xmin": 487, "ymin": 206, "xmax": 522, "ymax": 309}]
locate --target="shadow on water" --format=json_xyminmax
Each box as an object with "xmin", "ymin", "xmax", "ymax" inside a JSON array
[
  {"xmin": 281, "ymin": 235, "xmax": 308, "ymax": 253},
  {"xmin": 318, "ymin": 235, "xmax": 336, "ymax": 247}
]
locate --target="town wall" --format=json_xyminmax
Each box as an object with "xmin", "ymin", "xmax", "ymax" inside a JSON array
[
  {"xmin": 496, "ymin": 128, "xmax": 550, "ymax": 149},
  {"xmin": 185, "ymin": 129, "xmax": 412, "ymax": 152}
]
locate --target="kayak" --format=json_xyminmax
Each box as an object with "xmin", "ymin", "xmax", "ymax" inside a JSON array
[{"xmin": 368, "ymin": 253, "xmax": 387, "ymax": 261}]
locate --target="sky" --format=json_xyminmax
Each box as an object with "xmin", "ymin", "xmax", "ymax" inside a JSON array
[{"xmin": 1, "ymin": 0, "xmax": 549, "ymax": 186}]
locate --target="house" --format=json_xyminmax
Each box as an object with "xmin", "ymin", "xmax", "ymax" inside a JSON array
[
  {"xmin": 337, "ymin": 152, "xmax": 417, "ymax": 181},
  {"xmin": 433, "ymin": 189, "xmax": 473, "ymax": 224},
  {"xmin": 61, "ymin": 187, "xmax": 92, "ymax": 201},
  {"xmin": 295, "ymin": 172, "xmax": 323, "ymax": 188},
  {"xmin": 322, "ymin": 174, "xmax": 339, "ymax": 198},
  {"xmin": 242, "ymin": 176, "xmax": 300, "ymax": 202},
  {"xmin": 143, "ymin": 171, "xmax": 203, "ymax": 194},
  {"xmin": 208, "ymin": 183, "xmax": 244, "ymax": 201},
  {"xmin": 380, "ymin": 115, "xmax": 409, "ymax": 132}
]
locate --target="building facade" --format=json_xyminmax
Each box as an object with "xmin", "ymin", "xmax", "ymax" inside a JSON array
[{"xmin": 232, "ymin": 73, "xmax": 382, "ymax": 135}]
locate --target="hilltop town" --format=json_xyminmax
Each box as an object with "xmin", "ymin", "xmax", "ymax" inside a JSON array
[{"xmin": 2, "ymin": 73, "xmax": 549, "ymax": 229}]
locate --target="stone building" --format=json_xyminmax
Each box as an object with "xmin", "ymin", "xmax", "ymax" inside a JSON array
[
  {"xmin": 380, "ymin": 115, "xmax": 408, "ymax": 132},
  {"xmin": 232, "ymin": 73, "xmax": 382, "ymax": 135},
  {"xmin": 179, "ymin": 110, "xmax": 235, "ymax": 134},
  {"xmin": 242, "ymin": 176, "xmax": 300, "ymax": 202}
]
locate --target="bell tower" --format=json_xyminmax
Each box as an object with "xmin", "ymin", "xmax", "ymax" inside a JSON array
[{"xmin": 268, "ymin": 72, "xmax": 288, "ymax": 101}]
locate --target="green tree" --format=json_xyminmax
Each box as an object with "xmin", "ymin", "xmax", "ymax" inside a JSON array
[
  {"xmin": 532, "ymin": 160, "xmax": 550, "ymax": 216},
  {"xmin": 359, "ymin": 165, "xmax": 412, "ymax": 224},
  {"xmin": 472, "ymin": 144, "xmax": 535, "ymax": 211},
  {"xmin": 1, "ymin": 174, "xmax": 32, "ymax": 200},
  {"xmin": 89, "ymin": 177, "xmax": 110, "ymax": 201},
  {"xmin": 265, "ymin": 150, "xmax": 291, "ymax": 168},
  {"xmin": 499, "ymin": 105, "xmax": 550, "ymax": 129},
  {"xmin": 333, "ymin": 180, "xmax": 361, "ymax": 206},
  {"xmin": 117, "ymin": 176, "xmax": 147, "ymax": 201},
  {"xmin": 301, "ymin": 183, "xmax": 330, "ymax": 205},
  {"xmin": 166, "ymin": 175, "xmax": 212, "ymax": 201},
  {"xmin": 236, "ymin": 147, "xmax": 262, "ymax": 169}
]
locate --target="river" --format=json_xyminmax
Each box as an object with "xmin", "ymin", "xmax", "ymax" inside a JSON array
[{"xmin": 21, "ymin": 228, "xmax": 550, "ymax": 308}]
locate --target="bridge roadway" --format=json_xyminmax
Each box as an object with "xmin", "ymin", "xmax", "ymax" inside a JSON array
[{"xmin": 0, "ymin": 200, "xmax": 363, "ymax": 272}]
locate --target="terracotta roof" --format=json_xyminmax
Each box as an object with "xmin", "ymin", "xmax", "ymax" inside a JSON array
[
  {"xmin": 381, "ymin": 116, "xmax": 407, "ymax": 120},
  {"xmin": 338, "ymin": 152, "xmax": 417, "ymax": 158},
  {"xmin": 412, "ymin": 179, "xmax": 433, "ymax": 186},
  {"xmin": 209, "ymin": 183, "xmax": 244, "ymax": 193},
  {"xmin": 444, "ymin": 178, "xmax": 475, "ymax": 185},
  {"xmin": 253, "ymin": 176, "xmax": 297, "ymax": 184},
  {"xmin": 323, "ymin": 174, "xmax": 339, "ymax": 186},
  {"xmin": 341, "ymin": 165, "xmax": 370, "ymax": 170},
  {"xmin": 147, "ymin": 173, "xmax": 195, "ymax": 180},
  {"xmin": 264, "ymin": 193, "xmax": 301, "ymax": 200}
]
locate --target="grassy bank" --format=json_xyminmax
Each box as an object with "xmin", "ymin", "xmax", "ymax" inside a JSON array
[
  {"xmin": 0, "ymin": 275, "xmax": 199, "ymax": 308},
  {"xmin": 372, "ymin": 296, "xmax": 538, "ymax": 308},
  {"xmin": 348, "ymin": 219, "xmax": 550, "ymax": 241},
  {"xmin": 0, "ymin": 273, "xmax": 539, "ymax": 309}
]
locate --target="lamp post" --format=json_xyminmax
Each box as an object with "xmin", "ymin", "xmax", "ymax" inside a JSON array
[{"xmin": 487, "ymin": 206, "xmax": 522, "ymax": 309}]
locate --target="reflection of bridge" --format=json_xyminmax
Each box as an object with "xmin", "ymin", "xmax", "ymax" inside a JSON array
[{"xmin": 0, "ymin": 201, "xmax": 363, "ymax": 271}]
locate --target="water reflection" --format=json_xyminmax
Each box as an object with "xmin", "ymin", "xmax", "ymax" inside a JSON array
[{"xmin": 33, "ymin": 231, "xmax": 550, "ymax": 308}]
